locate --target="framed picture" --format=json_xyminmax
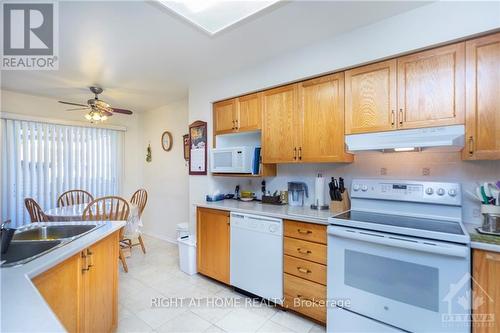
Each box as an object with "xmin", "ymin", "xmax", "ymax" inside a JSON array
[
  {"xmin": 183, "ymin": 134, "xmax": 190, "ymax": 161},
  {"xmin": 161, "ymin": 131, "xmax": 173, "ymax": 151},
  {"xmin": 189, "ymin": 121, "xmax": 207, "ymax": 175}
]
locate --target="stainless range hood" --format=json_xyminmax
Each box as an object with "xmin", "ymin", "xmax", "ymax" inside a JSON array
[{"xmin": 345, "ymin": 125, "xmax": 465, "ymax": 153}]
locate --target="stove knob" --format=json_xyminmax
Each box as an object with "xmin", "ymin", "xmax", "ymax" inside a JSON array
[
  {"xmin": 269, "ymin": 224, "xmax": 278, "ymax": 233},
  {"xmin": 353, "ymin": 184, "xmax": 360, "ymax": 191},
  {"xmin": 425, "ymin": 187, "xmax": 434, "ymax": 195},
  {"xmin": 361, "ymin": 185, "xmax": 368, "ymax": 192},
  {"xmin": 448, "ymin": 189, "xmax": 457, "ymax": 197},
  {"xmin": 437, "ymin": 188, "xmax": 445, "ymax": 196}
]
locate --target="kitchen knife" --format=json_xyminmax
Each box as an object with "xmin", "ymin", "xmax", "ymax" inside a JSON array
[{"xmin": 339, "ymin": 178, "xmax": 345, "ymax": 193}]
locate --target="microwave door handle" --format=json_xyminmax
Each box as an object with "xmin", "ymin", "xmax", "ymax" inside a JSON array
[{"xmin": 329, "ymin": 228, "xmax": 467, "ymax": 258}]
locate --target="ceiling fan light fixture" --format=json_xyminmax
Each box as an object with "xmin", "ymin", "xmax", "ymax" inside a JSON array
[
  {"xmin": 101, "ymin": 115, "xmax": 108, "ymax": 121},
  {"xmin": 85, "ymin": 113, "xmax": 92, "ymax": 120}
]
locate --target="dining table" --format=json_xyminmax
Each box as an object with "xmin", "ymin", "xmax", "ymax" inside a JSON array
[{"xmin": 44, "ymin": 203, "xmax": 142, "ymax": 236}]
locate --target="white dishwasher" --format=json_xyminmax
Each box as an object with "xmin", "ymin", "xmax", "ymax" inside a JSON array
[{"xmin": 230, "ymin": 212, "xmax": 283, "ymax": 303}]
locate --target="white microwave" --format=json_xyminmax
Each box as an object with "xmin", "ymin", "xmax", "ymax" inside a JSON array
[{"xmin": 210, "ymin": 146, "xmax": 259, "ymax": 174}]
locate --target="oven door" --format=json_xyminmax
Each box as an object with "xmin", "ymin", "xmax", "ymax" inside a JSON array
[{"xmin": 327, "ymin": 225, "xmax": 470, "ymax": 333}]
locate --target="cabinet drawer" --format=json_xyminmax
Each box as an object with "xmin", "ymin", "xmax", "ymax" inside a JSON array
[
  {"xmin": 284, "ymin": 220, "xmax": 326, "ymax": 244},
  {"xmin": 284, "ymin": 273, "xmax": 326, "ymax": 323},
  {"xmin": 284, "ymin": 255, "xmax": 326, "ymax": 285},
  {"xmin": 284, "ymin": 237, "xmax": 327, "ymax": 265}
]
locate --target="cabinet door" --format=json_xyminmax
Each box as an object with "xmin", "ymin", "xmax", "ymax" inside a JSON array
[
  {"xmin": 237, "ymin": 93, "xmax": 262, "ymax": 132},
  {"xmin": 345, "ymin": 60, "xmax": 397, "ymax": 134},
  {"xmin": 84, "ymin": 231, "xmax": 119, "ymax": 333},
  {"xmin": 33, "ymin": 253, "xmax": 84, "ymax": 333},
  {"xmin": 214, "ymin": 99, "xmax": 237, "ymax": 134},
  {"xmin": 463, "ymin": 33, "xmax": 500, "ymax": 160},
  {"xmin": 197, "ymin": 208, "xmax": 230, "ymax": 284},
  {"xmin": 397, "ymin": 43, "xmax": 465, "ymax": 129},
  {"xmin": 298, "ymin": 73, "xmax": 352, "ymax": 163},
  {"xmin": 262, "ymin": 84, "xmax": 299, "ymax": 163},
  {"xmin": 473, "ymin": 249, "xmax": 500, "ymax": 333}
]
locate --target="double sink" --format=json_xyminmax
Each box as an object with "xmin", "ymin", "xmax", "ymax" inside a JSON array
[{"xmin": 1, "ymin": 223, "xmax": 103, "ymax": 267}]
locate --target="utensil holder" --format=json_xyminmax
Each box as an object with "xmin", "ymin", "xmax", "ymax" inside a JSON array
[{"xmin": 330, "ymin": 191, "xmax": 351, "ymax": 214}]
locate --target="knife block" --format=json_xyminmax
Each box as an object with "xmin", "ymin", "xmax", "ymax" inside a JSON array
[{"xmin": 330, "ymin": 191, "xmax": 351, "ymax": 214}]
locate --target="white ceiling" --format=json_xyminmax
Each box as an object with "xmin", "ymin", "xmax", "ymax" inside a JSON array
[{"xmin": 1, "ymin": 1, "xmax": 429, "ymax": 112}]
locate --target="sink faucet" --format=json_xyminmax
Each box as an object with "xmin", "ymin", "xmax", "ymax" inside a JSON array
[{"xmin": 1, "ymin": 220, "xmax": 15, "ymax": 254}]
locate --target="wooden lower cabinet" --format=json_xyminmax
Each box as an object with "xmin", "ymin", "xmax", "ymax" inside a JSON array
[
  {"xmin": 196, "ymin": 208, "xmax": 230, "ymax": 284},
  {"xmin": 33, "ymin": 231, "xmax": 120, "ymax": 333},
  {"xmin": 283, "ymin": 220, "xmax": 327, "ymax": 324},
  {"xmin": 473, "ymin": 249, "xmax": 500, "ymax": 333}
]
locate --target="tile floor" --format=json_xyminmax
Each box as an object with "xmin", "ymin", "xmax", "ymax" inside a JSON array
[{"xmin": 118, "ymin": 235, "xmax": 326, "ymax": 333}]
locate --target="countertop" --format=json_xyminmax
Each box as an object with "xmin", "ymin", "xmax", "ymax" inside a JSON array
[
  {"xmin": 465, "ymin": 223, "xmax": 500, "ymax": 253},
  {"xmin": 197, "ymin": 200, "xmax": 500, "ymax": 253},
  {"xmin": 1, "ymin": 220, "xmax": 125, "ymax": 333},
  {"xmin": 196, "ymin": 200, "xmax": 342, "ymax": 225}
]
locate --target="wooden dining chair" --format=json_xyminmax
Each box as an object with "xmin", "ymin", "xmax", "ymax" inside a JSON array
[
  {"xmin": 24, "ymin": 198, "xmax": 48, "ymax": 223},
  {"xmin": 125, "ymin": 189, "xmax": 148, "ymax": 254},
  {"xmin": 57, "ymin": 190, "xmax": 94, "ymax": 207},
  {"xmin": 82, "ymin": 196, "xmax": 130, "ymax": 272}
]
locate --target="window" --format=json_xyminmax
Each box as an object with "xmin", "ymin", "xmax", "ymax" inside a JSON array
[{"xmin": 1, "ymin": 119, "xmax": 123, "ymax": 227}]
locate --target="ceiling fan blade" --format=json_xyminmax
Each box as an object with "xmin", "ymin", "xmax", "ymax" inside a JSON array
[
  {"xmin": 66, "ymin": 107, "xmax": 90, "ymax": 111},
  {"xmin": 58, "ymin": 101, "xmax": 88, "ymax": 107},
  {"xmin": 111, "ymin": 108, "xmax": 133, "ymax": 115},
  {"xmin": 103, "ymin": 110, "xmax": 113, "ymax": 117}
]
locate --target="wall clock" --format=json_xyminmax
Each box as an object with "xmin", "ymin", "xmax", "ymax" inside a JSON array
[{"xmin": 161, "ymin": 131, "xmax": 173, "ymax": 151}]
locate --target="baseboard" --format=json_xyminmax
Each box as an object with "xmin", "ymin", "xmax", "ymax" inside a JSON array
[{"xmin": 142, "ymin": 232, "xmax": 177, "ymax": 245}]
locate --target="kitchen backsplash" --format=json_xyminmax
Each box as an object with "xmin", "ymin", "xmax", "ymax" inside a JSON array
[{"xmin": 210, "ymin": 151, "xmax": 500, "ymax": 225}]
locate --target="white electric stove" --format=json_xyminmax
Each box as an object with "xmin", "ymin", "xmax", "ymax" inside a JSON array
[{"xmin": 327, "ymin": 179, "xmax": 471, "ymax": 333}]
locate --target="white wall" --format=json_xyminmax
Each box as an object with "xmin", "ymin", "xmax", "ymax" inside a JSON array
[
  {"xmin": 0, "ymin": 89, "xmax": 144, "ymax": 199},
  {"xmin": 141, "ymin": 99, "xmax": 189, "ymax": 242},
  {"xmin": 188, "ymin": 1, "xmax": 500, "ymax": 229}
]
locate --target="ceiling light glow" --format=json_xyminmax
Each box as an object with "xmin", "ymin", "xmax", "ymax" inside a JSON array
[{"xmin": 158, "ymin": 0, "xmax": 280, "ymax": 35}]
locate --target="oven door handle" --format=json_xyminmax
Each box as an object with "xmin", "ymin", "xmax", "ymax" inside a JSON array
[{"xmin": 329, "ymin": 228, "xmax": 468, "ymax": 258}]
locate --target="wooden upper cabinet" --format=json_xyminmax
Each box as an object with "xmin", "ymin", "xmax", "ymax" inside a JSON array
[
  {"xmin": 262, "ymin": 84, "xmax": 299, "ymax": 163},
  {"xmin": 397, "ymin": 42, "xmax": 465, "ymax": 129},
  {"xmin": 345, "ymin": 60, "xmax": 397, "ymax": 134},
  {"xmin": 463, "ymin": 33, "xmax": 500, "ymax": 160},
  {"xmin": 237, "ymin": 93, "xmax": 262, "ymax": 132},
  {"xmin": 298, "ymin": 73, "xmax": 352, "ymax": 163},
  {"xmin": 214, "ymin": 99, "xmax": 237, "ymax": 134},
  {"xmin": 197, "ymin": 208, "xmax": 230, "ymax": 284},
  {"xmin": 473, "ymin": 249, "xmax": 500, "ymax": 333}
]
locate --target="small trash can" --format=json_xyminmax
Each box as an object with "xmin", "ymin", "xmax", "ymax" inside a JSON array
[
  {"xmin": 176, "ymin": 223, "xmax": 189, "ymax": 239},
  {"xmin": 177, "ymin": 235, "xmax": 197, "ymax": 275}
]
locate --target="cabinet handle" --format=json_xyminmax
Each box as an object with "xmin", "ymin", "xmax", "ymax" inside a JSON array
[
  {"xmin": 296, "ymin": 294, "xmax": 321, "ymax": 305},
  {"xmin": 468, "ymin": 136, "xmax": 474, "ymax": 156},
  {"xmin": 293, "ymin": 147, "xmax": 297, "ymax": 160},
  {"xmin": 297, "ymin": 248, "xmax": 312, "ymax": 255},
  {"xmin": 231, "ymin": 120, "xmax": 235, "ymax": 130},
  {"xmin": 297, "ymin": 267, "xmax": 311, "ymax": 274},
  {"xmin": 298, "ymin": 147, "xmax": 302, "ymax": 160},
  {"xmin": 86, "ymin": 249, "xmax": 94, "ymax": 268},
  {"xmin": 399, "ymin": 109, "xmax": 403, "ymax": 126},
  {"xmin": 391, "ymin": 110, "xmax": 395, "ymax": 126},
  {"xmin": 297, "ymin": 229, "xmax": 312, "ymax": 235},
  {"xmin": 235, "ymin": 119, "xmax": 239, "ymax": 130},
  {"xmin": 81, "ymin": 251, "xmax": 89, "ymax": 272}
]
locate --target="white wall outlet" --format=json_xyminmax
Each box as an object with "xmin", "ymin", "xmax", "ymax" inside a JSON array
[
  {"xmin": 473, "ymin": 208, "xmax": 481, "ymax": 218},
  {"xmin": 422, "ymin": 168, "xmax": 431, "ymax": 176}
]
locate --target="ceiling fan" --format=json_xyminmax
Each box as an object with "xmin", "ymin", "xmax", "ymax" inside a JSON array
[{"xmin": 58, "ymin": 86, "xmax": 133, "ymax": 122}]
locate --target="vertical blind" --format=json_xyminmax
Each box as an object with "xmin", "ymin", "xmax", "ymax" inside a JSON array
[{"xmin": 1, "ymin": 119, "xmax": 123, "ymax": 227}]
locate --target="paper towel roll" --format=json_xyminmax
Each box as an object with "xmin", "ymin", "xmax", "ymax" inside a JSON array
[{"xmin": 314, "ymin": 174, "xmax": 325, "ymax": 206}]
